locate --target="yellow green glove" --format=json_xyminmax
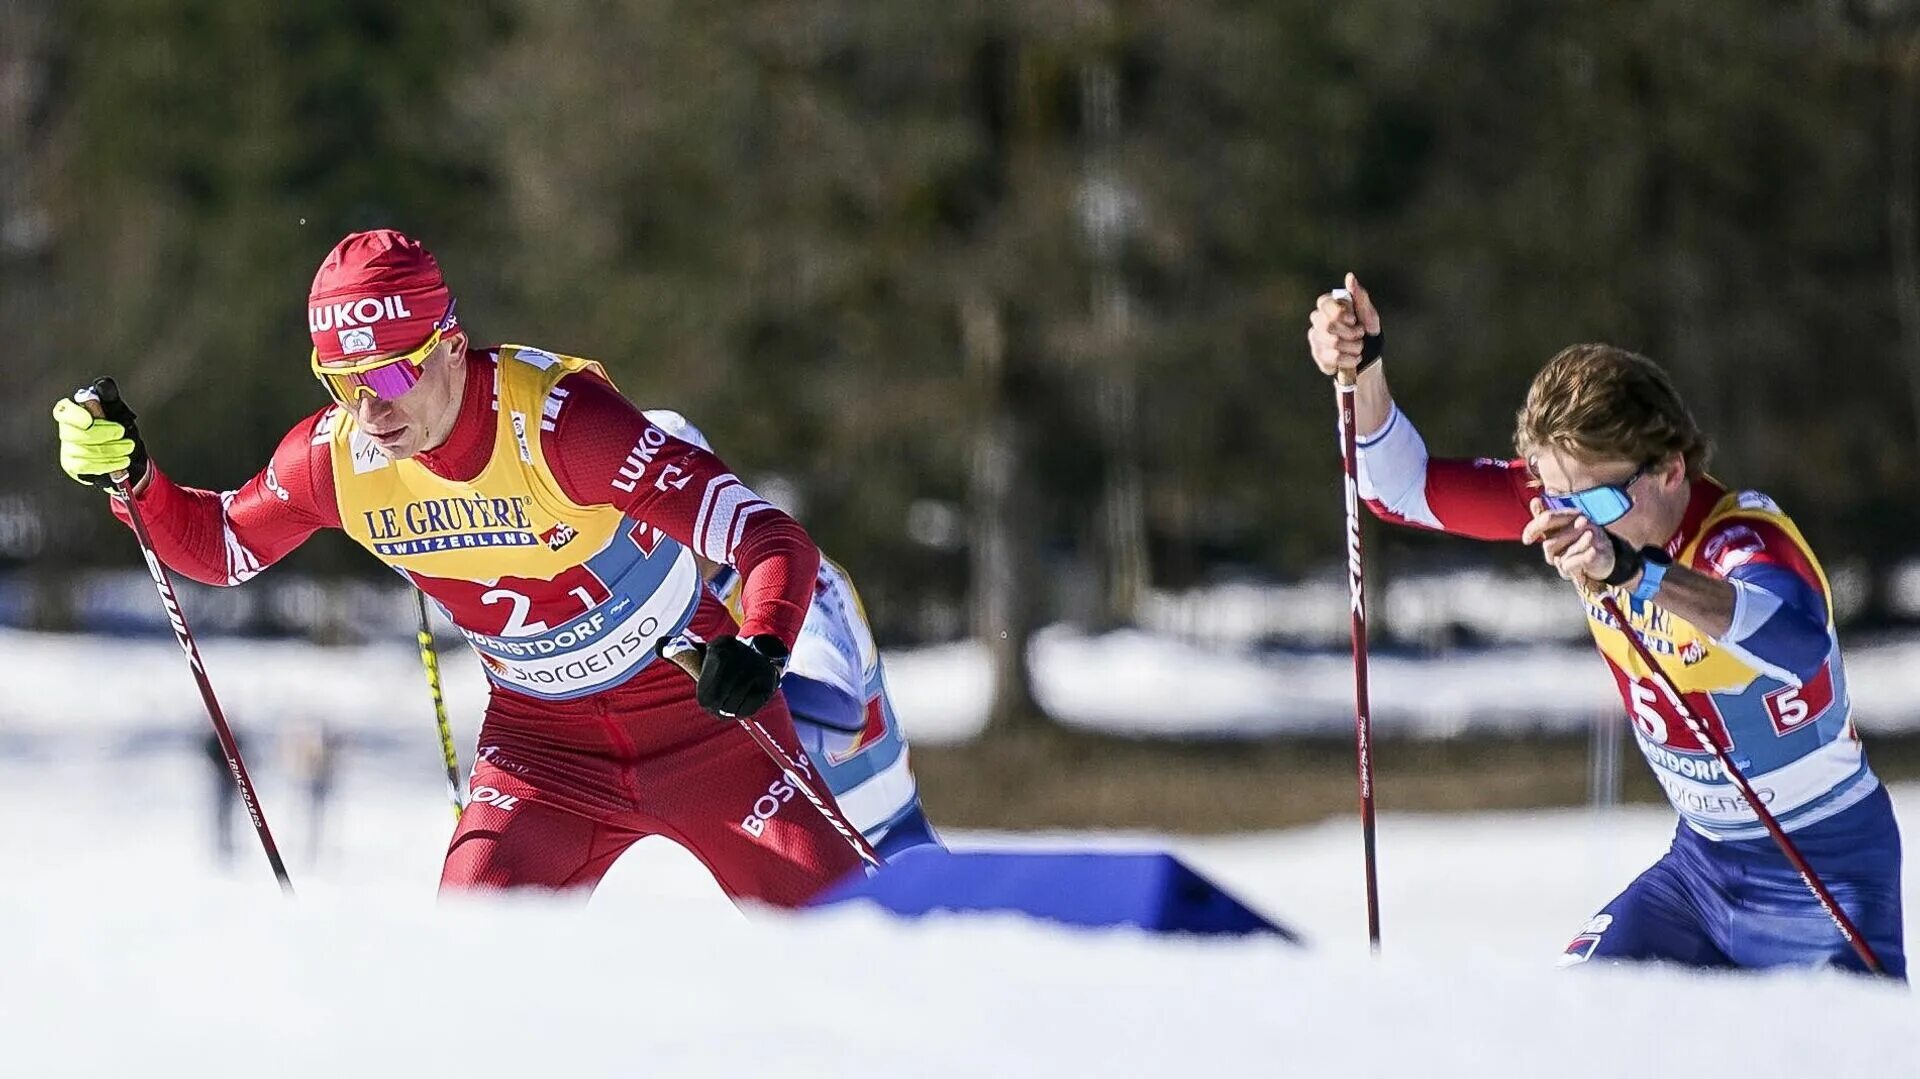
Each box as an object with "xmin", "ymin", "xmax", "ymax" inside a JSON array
[{"xmin": 53, "ymin": 377, "xmax": 148, "ymax": 490}]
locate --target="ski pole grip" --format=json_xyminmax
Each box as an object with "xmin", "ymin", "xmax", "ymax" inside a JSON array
[
  {"xmin": 1328, "ymin": 286, "xmax": 1374, "ymax": 385},
  {"xmin": 1330, "ymin": 288, "xmax": 1358, "ymax": 388},
  {"xmin": 657, "ymin": 634, "xmax": 705, "ymax": 682},
  {"xmin": 71, "ymin": 388, "xmax": 132, "ymax": 486},
  {"xmin": 656, "ymin": 635, "xmax": 741, "ymax": 718}
]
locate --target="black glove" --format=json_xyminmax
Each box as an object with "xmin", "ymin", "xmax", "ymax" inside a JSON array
[{"xmin": 695, "ymin": 634, "xmax": 789, "ymax": 718}]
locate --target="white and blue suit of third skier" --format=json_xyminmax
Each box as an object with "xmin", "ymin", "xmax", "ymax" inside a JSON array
[{"xmin": 645, "ymin": 411, "xmax": 942, "ymax": 861}]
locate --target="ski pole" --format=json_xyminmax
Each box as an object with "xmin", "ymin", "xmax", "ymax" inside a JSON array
[
  {"xmin": 1597, "ymin": 593, "xmax": 1883, "ymax": 975},
  {"xmin": 78, "ymin": 383, "xmax": 294, "ymax": 896},
  {"xmin": 412, "ymin": 590, "xmax": 465, "ymax": 816},
  {"xmin": 1331, "ymin": 287, "xmax": 1382, "ymax": 952},
  {"xmin": 657, "ymin": 635, "xmax": 882, "ymax": 871}
]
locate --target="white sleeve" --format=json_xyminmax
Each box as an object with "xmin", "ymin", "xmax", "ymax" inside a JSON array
[
  {"xmin": 1352, "ymin": 405, "xmax": 1442, "ymax": 529},
  {"xmin": 785, "ymin": 562, "xmax": 874, "ymax": 703},
  {"xmin": 1725, "ymin": 579, "xmax": 1784, "ymax": 645}
]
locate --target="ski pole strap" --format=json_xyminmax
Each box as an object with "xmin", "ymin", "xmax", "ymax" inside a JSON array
[{"xmin": 1329, "ymin": 288, "xmax": 1384, "ymax": 374}]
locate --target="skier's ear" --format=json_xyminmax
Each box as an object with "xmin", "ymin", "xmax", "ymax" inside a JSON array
[
  {"xmin": 1653, "ymin": 452, "xmax": 1687, "ymax": 492},
  {"xmin": 424, "ymin": 333, "xmax": 465, "ymax": 380}
]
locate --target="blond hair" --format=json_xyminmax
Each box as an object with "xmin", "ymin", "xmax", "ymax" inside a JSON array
[{"xmin": 1514, "ymin": 344, "xmax": 1711, "ymax": 477}]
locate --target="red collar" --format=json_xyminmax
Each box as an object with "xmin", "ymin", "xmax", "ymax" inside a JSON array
[
  {"xmin": 414, "ymin": 350, "xmax": 498, "ymax": 483},
  {"xmin": 1662, "ymin": 476, "xmax": 1725, "ymax": 557}
]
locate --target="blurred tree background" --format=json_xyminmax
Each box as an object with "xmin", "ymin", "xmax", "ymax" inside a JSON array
[{"xmin": 9, "ymin": 0, "xmax": 1920, "ymax": 724}]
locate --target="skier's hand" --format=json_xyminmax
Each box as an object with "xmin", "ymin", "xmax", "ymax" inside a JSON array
[
  {"xmin": 53, "ymin": 377, "xmax": 149, "ymax": 491},
  {"xmin": 1523, "ymin": 498, "xmax": 1619, "ymax": 588},
  {"xmin": 1308, "ymin": 272, "xmax": 1384, "ymax": 378},
  {"xmin": 694, "ymin": 635, "xmax": 789, "ymax": 718}
]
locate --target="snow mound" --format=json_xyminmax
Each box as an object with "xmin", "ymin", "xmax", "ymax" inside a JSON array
[
  {"xmin": 0, "ymin": 889, "xmax": 1909, "ymax": 1078},
  {"xmin": 1, "ymin": 758, "xmax": 1913, "ymax": 1077}
]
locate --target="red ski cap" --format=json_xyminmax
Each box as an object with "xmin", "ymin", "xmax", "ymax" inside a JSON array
[{"xmin": 307, "ymin": 229, "xmax": 457, "ymax": 365}]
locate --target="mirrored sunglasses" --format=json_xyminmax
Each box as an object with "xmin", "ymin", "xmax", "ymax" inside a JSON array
[
  {"xmin": 309, "ymin": 302, "xmax": 456, "ymax": 404},
  {"xmin": 1535, "ymin": 463, "xmax": 1647, "ymax": 527}
]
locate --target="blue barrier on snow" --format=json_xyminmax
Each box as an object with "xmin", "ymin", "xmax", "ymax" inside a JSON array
[{"xmin": 812, "ymin": 848, "xmax": 1302, "ymax": 941}]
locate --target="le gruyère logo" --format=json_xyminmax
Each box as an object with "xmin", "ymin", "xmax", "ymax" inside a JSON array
[{"xmin": 361, "ymin": 494, "xmax": 538, "ymax": 556}]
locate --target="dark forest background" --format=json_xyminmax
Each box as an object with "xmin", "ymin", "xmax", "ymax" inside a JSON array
[{"xmin": 10, "ymin": 2, "xmax": 1920, "ymax": 727}]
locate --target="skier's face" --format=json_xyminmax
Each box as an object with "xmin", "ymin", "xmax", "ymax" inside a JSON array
[{"xmin": 342, "ymin": 334, "xmax": 468, "ymax": 460}]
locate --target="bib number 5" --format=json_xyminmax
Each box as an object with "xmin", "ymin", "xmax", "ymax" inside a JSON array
[
  {"xmin": 1761, "ymin": 663, "xmax": 1836, "ymax": 737},
  {"xmin": 1621, "ymin": 674, "xmax": 1729, "ymax": 752},
  {"xmin": 1628, "ymin": 680, "xmax": 1669, "ymax": 743}
]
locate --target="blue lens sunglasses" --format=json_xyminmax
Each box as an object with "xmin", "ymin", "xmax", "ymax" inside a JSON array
[{"xmin": 1531, "ymin": 461, "xmax": 1648, "ymax": 527}]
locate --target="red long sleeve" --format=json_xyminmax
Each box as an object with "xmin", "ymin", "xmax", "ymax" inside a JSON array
[
  {"xmin": 1352, "ymin": 406, "xmax": 1534, "ymax": 540},
  {"xmin": 542, "ymin": 373, "xmax": 820, "ymax": 647},
  {"xmin": 109, "ymin": 409, "xmax": 341, "ymax": 585},
  {"xmin": 1380, "ymin": 456, "xmax": 1536, "ymax": 540}
]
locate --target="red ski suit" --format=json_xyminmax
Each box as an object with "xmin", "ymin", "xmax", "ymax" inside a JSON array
[{"xmin": 112, "ymin": 348, "xmax": 860, "ymax": 905}]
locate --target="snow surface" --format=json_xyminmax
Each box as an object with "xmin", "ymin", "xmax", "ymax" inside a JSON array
[
  {"xmin": 0, "ymin": 743, "xmax": 1913, "ymax": 1078},
  {"xmin": 3, "ymin": 629, "xmax": 1915, "ymax": 1074},
  {"xmin": 12, "ymin": 626, "xmax": 1920, "ymax": 749}
]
